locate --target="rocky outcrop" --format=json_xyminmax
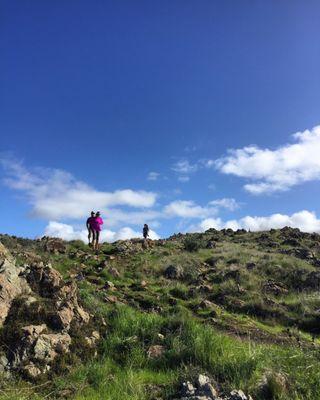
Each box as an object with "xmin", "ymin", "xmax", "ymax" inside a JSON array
[
  {"xmin": 11, "ymin": 324, "xmax": 72, "ymax": 378},
  {"xmin": 0, "ymin": 242, "xmax": 31, "ymax": 326},
  {"xmin": 42, "ymin": 236, "xmax": 67, "ymax": 254},
  {"xmin": 176, "ymin": 374, "xmax": 253, "ymax": 400},
  {"xmin": 0, "ymin": 242, "xmax": 91, "ymax": 378}
]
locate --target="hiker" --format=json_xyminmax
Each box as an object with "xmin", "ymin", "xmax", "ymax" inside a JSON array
[
  {"xmin": 86, "ymin": 211, "xmax": 95, "ymax": 246},
  {"xmin": 92, "ymin": 211, "xmax": 104, "ymax": 250},
  {"xmin": 143, "ymin": 224, "xmax": 149, "ymax": 240}
]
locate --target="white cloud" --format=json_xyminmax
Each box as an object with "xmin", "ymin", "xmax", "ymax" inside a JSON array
[
  {"xmin": 172, "ymin": 160, "xmax": 198, "ymax": 174},
  {"xmin": 44, "ymin": 221, "xmax": 160, "ymax": 242},
  {"xmin": 193, "ymin": 210, "xmax": 320, "ymax": 233},
  {"xmin": 209, "ymin": 198, "xmax": 240, "ymax": 211},
  {"xmin": 105, "ymin": 208, "xmax": 162, "ymax": 227},
  {"xmin": 147, "ymin": 172, "xmax": 160, "ymax": 181},
  {"xmin": 1, "ymin": 159, "xmax": 157, "ymax": 220},
  {"xmin": 163, "ymin": 198, "xmax": 240, "ymax": 219},
  {"xmin": 214, "ymin": 125, "xmax": 320, "ymax": 194},
  {"xmin": 164, "ymin": 200, "xmax": 218, "ymax": 219}
]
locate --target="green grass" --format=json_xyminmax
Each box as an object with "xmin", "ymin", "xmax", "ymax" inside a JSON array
[
  {"xmin": 25, "ymin": 305, "xmax": 320, "ymax": 399},
  {"xmin": 3, "ymin": 229, "xmax": 320, "ymax": 399}
]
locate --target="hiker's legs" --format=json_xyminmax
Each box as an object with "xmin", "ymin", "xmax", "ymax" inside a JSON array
[
  {"xmin": 88, "ymin": 228, "xmax": 93, "ymax": 245},
  {"xmin": 92, "ymin": 230, "xmax": 97, "ymax": 249},
  {"xmin": 95, "ymin": 231, "xmax": 100, "ymax": 250}
]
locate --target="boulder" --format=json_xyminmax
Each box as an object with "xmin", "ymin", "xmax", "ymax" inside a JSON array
[
  {"xmin": 176, "ymin": 374, "xmax": 253, "ymax": 400},
  {"xmin": 228, "ymin": 390, "xmax": 252, "ymax": 400},
  {"xmin": 0, "ymin": 243, "xmax": 90, "ymax": 378},
  {"xmin": 147, "ymin": 345, "xmax": 165, "ymax": 359},
  {"xmin": 42, "ymin": 237, "xmax": 67, "ymax": 254},
  {"xmin": 196, "ymin": 374, "xmax": 218, "ymax": 398},
  {"xmin": 85, "ymin": 331, "xmax": 100, "ymax": 347},
  {"xmin": 0, "ymin": 242, "xmax": 30, "ymax": 327}
]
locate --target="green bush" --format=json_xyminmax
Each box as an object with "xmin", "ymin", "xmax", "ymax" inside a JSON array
[{"xmin": 184, "ymin": 237, "xmax": 202, "ymax": 252}]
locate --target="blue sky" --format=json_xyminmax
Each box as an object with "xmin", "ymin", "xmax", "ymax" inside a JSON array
[{"xmin": 1, "ymin": 1, "xmax": 320, "ymax": 241}]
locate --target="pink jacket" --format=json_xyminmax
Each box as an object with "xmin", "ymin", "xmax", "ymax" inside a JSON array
[{"xmin": 90, "ymin": 217, "xmax": 103, "ymax": 231}]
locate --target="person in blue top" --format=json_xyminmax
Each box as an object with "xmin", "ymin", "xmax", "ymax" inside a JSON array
[{"xmin": 86, "ymin": 211, "xmax": 95, "ymax": 246}]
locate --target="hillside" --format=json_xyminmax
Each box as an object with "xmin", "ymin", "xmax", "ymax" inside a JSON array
[{"xmin": 1, "ymin": 227, "xmax": 320, "ymax": 399}]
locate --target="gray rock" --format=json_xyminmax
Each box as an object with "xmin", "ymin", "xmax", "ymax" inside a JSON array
[
  {"xmin": 228, "ymin": 390, "xmax": 250, "ymax": 400},
  {"xmin": 0, "ymin": 242, "xmax": 31, "ymax": 327},
  {"xmin": 181, "ymin": 381, "xmax": 196, "ymax": 397}
]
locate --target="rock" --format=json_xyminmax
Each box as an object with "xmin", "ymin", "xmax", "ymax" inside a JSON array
[
  {"xmin": 104, "ymin": 294, "xmax": 119, "ymax": 303},
  {"xmin": 246, "ymin": 262, "xmax": 256, "ymax": 270},
  {"xmin": 114, "ymin": 240, "xmax": 143, "ymax": 255},
  {"xmin": 282, "ymin": 238, "xmax": 300, "ymax": 246},
  {"xmin": 22, "ymin": 363, "xmax": 42, "ymax": 379},
  {"xmin": 164, "ymin": 265, "xmax": 184, "ymax": 279},
  {"xmin": 85, "ymin": 331, "xmax": 100, "ymax": 347},
  {"xmin": 0, "ymin": 354, "xmax": 9, "ymax": 374},
  {"xmin": 108, "ymin": 266, "xmax": 120, "ymax": 278},
  {"xmin": 75, "ymin": 272, "xmax": 85, "ymax": 281},
  {"xmin": 22, "ymin": 324, "xmax": 47, "ymax": 337},
  {"xmin": 294, "ymin": 247, "xmax": 314, "ymax": 260},
  {"xmin": 0, "ymin": 243, "xmax": 90, "ymax": 378},
  {"xmin": 228, "ymin": 390, "xmax": 249, "ymax": 400},
  {"xmin": 197, "ymin": 374, "xmax": 218, "ymax": 399},
  {"xmin": 198, "ymin": 300, "xmax": 217, "ymax": 312},
  {"xmin": 0, "ymin": 242, "xmax": 31, "ymax": 327},
  {"xmin": 102, "ymin": 281, "xmax": 116, "ymax": 291},
  {"xmin": 55, "ymin": 306, "xmax": 75, "ymax": 329},
  {"xmin": 42, "ymin": 237, "xmax": 67, "ymax": 254},
  {"xmin": 147, "ymin": 345, "xmax": 165, "ymax": 359},
  {"xmin": 33, "ymin": 333, "xmax": 71, "ymax": 362},
  {"xmin": 257, "ymin": 370, "xmax": 288, "ymax": 398},
  {"xmin": 181, "ymin": 381, "xmax": 196, "ymax": 397},
  {"xmin": 26, "ymin": 263, "xmax": 63, "ymax": 297},
  {"xmin": 177, "ymin": 375, "xmax": 252, "ymax": 400},
  {"xmin": 12, "ymin": 323, "xmax": 71, "ymax": 373},
  {"xmin": 206, "ymin": 241, "xmax": 216, "ymax": 249},
  {"xmin": 263, "ymin": 280, "xmax": 288, "ymax": 295}
]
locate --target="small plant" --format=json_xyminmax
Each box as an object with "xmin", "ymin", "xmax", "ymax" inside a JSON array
[{"xmin": 184, "ymin": 237, "xmax": 202, "ymax": 252}]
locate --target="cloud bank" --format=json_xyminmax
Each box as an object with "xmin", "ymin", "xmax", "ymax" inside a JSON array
[
  {"xmin": 215, "ymin": 125, "xmax": 320, "ymax": 194},
  {"xmin": 1, "ymin": 158, "xmax": 157, "ymax": 220},
  {"xmin": 193, "ymin": 210, "xmax": 320, "ymax": 233}
]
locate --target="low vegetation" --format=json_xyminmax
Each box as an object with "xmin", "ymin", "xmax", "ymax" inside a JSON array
[{"xmin": 1, "ymin": 226, "xmax": 320, "ymax": 399}]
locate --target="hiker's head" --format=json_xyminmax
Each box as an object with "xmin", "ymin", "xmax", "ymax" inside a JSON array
[
  {"xmin": 96, "ymin": 211, "xmax": 101, "ymax": 217},
  {"xmin": 91, "ymin": 211, "xmax": 95, "ymax": 217}
]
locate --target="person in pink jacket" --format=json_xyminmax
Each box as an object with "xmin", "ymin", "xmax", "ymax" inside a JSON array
[{"xmin": 91, "ymin": 211, "xmax": 103, "ymax": 250}]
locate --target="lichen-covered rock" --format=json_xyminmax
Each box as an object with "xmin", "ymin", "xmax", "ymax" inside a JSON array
[
  {"xmin": 41, "ymin": 237, "xmax": 67, "ymax": 254},
  {"xmin": 147, "ymin": 345, "xmax": 165, "ymax": 359},
  {"xmin": 0, "ymin": 242, "xmax": 91, "ymax": 379},
  {"xmin": 0, "ymin": 242, "xmax": 30, "ymax": 327},
  {"xmin": 176, "ymin": 374, "xmax": 253, "ymax": 400}
]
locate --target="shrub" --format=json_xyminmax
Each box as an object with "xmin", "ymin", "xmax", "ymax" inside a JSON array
[{"xmin": 184, "ymin": 237, "xmax": 202, "ymax": 252}]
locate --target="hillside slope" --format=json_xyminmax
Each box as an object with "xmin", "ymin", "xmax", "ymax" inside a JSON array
[{"xmin": 1, "ymin": 227, "xmax": 320, "ymax": 399}]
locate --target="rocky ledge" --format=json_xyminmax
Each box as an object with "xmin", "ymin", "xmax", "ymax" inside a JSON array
[{"xmin": 0, "ymin": 242, "xmax": 97, "ymax": 379}]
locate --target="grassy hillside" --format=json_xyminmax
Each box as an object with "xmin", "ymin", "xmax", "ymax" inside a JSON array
[{"xmin": 1, "ymin": 227, "xmax": 320, "ymax": 399}]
